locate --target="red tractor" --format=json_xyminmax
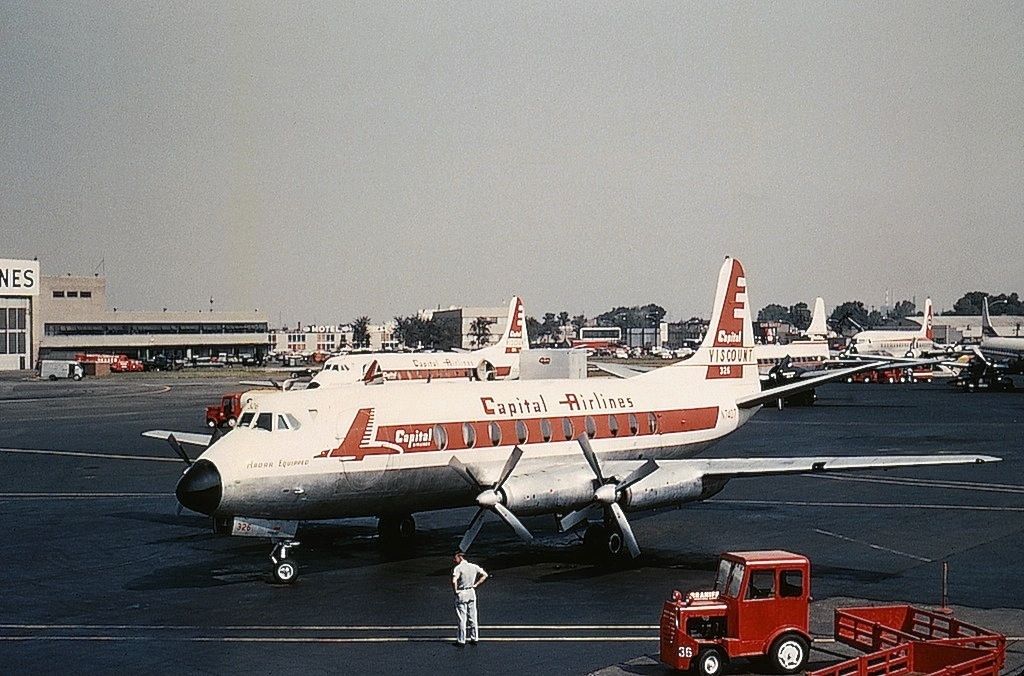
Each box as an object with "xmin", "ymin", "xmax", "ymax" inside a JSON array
[
  {"xmin": 660, "ymin": 550, "xmax": 812, "ymax": 676},
  {"xmin": 205, "ymin": 393, "xmax": 242, "ymax": 428}
]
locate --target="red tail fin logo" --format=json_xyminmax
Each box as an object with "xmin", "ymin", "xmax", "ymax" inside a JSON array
[{"xmin": 706, "ymin": 259, "xmax": 750, "ymax": 380}]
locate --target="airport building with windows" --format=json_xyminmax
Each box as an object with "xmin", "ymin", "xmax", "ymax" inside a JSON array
[
  {"xmin": 0, "ymin": 257, "xmax": 270, "ymax": 371},
  {"xmin": 0, "ymin": 259, "xmax": 39, "ymax": 370}
]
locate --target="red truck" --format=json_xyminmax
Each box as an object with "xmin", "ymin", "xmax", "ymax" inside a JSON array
[
  {"xmin": 660, "ymin": 550, "xmax": 812, "ymax": 676},
  {"xmin": 76, "ymin": 352, "xmax": 144, "ymax": 373},
  {"xmin": 206, "ymin": 393, "xmax": 242, "ymax": 428},
  {"xmin": 660, "ymin": 551, "xmax": 1006, "ymax": 676}
]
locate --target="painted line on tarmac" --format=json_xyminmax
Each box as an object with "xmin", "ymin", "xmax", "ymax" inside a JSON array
[
  {"xmin": 0, "ymin": 636, "xmax": 657, "ymax": 643},
  {"xmin": 806, "ymin": 474, "xmax": 1024, "ymax": 494},
  {"xmin": 813, "ymin": 528, "xmax": 933, "ymax": 563},
  {"xmin": 0, "ymin": 493, "xmax": 167, "ymax": 499},
  {"xmin": 0, "ymin": 448, "xmax": 179, "ymax": 463},
  {"xmin": 0, "ymin": 625, "xmax": 658, "ymax": 630},
  {"xmin": 709, "ymin": 499, "xmax": 1024, "ymax": 512},
  {"xmin": 0, "ymin": 384, "xmax": 172, "ymax": 404}
]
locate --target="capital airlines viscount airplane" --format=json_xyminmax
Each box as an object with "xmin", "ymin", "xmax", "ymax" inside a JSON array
[
  {"xmin": 978, "ymin": 296, "xmax": 1024, "ymax": 369},
  {"xmin": 753, "ymin": 297, "xmax": 831, "ymax": 378},
  {"xmin": 311, "ymin": 296, "xmax": 527, "ymax": 386},
  {"xmin": 148, "ymin": 259, "xmax": 997, "ymax": 583},
  {"xmin": 846, "ymin": 299, "xmax": 940, "ymax": 358}
]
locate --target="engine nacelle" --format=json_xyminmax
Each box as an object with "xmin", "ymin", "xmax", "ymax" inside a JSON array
[
  {"xmin": 499, "ymin": 467, "xmax": 597, "ymax": 515},
  {"xmin": 621, "ymin": 465, "xmax": 727, "ymax": 511}
]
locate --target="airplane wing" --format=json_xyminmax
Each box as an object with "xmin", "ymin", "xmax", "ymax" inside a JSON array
[
  {"xmin": 660, "ymin": 453, "xmax": 999, "ymax": 479},
  {"xmin": 736, "ymin": 361, "xmax": 885, "ymax": 409},
  {"xmin": 589, "ymin": 362, "xmax": 650, "ymax": 379},
  {"xmin": 142, "ymin": 430, "xmax": 213, "ymax": 446},
  {"xmin": 837, "ymin": 354, "xmax": 949, "ymax": 367}
]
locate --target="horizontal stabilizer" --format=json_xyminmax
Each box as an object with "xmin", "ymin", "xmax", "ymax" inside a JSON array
[
  {"xmin": 737, "ymin": 361, "xmax": 883, "ymax": 409},
  {"xmin": 590, "ymin": 362, "xmax": 649, "ymax": 379},
  {"xmin": 142, "ymin": 430, "xmax": 213, "ymax": 447},
  {"xmin": 665, "ymin": 453, "xmax": 1000, "ymax": 479}
]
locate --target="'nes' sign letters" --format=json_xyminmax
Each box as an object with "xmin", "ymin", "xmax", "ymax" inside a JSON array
[{"xmin": 0, "ymin": 259, "xmax": 40, "ymax": 297}]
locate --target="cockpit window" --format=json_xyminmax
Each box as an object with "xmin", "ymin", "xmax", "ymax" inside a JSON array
[
  {"xmin": 284, "ymin": 413, "xmax": 302, "ymax": 430},
  {"xmin": 255, "ymin": 412, "xmax": 273, "ymax": 431},
  {"xmin": 239, "ymin": 412, "xmax": 255, "ymax": 428},
  {"xmin": 277, "ymin": 414, "xmax": 290, "ymax": 430}
]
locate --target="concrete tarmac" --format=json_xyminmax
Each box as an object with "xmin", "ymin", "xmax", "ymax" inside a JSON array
[{"xmin": 0, "ymin": 373, "xmax": 1021, "ymax": 674}]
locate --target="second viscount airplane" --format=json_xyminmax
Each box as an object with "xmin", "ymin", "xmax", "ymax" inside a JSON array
[{"xmin": 151, "ymin": 258, "xmax": 998, "ymax": 583}]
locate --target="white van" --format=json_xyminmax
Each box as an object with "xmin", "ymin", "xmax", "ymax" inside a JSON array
[{"xmin": 40, "ymin": 360, "xmax": 84, "ymax": 381}]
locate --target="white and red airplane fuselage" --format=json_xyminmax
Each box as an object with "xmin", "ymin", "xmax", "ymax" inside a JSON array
[{"xmin": 162, "ymin": 259, "xmax": 995, "ymax": 577}]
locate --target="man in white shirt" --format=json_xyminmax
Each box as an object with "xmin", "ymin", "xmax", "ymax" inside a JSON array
[{"xmin": 451, "ymin": 550, "xmax": 488, "ymax": 646}]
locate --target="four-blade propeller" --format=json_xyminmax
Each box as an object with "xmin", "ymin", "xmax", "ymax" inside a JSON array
[
  {"xmin": 449, "ymin": 446, "xmax": 533, "ymax": 552},
  {"xmin": 558, "ymin": 435, "xmax": 658, "ymax": 558}
]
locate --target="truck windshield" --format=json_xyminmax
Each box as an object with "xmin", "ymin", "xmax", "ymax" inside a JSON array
[
  {"xmin": 714, "ymin": 560, "xmax": 745, "ymax": 598},
  {"xmin": 714, "ymin": 559, "xmax": 732, "ymax": 592}
]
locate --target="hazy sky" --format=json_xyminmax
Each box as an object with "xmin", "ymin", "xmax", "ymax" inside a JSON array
[{"xmin": 3, "ymin": 2, "xmax": 1022, "ymax": 325}]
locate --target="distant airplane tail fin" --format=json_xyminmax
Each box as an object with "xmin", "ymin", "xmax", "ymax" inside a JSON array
[
  {"xmin": 981, "ymin": 296, "xmax": 999, "ymax": 338},
  {"xmin": 807, "ymin": 297, "xmax": 827, "ymax": 339},
  {"xmin": 922, "ymin": 298, "xmax": 934, "ymax": 341},
  {"xmin": 642, "ymin": 257, "xmax": 758, "ymax": 392},
  {"xmin": 492, "ymin": 295, "xmax": 527, "ymax": 354}
]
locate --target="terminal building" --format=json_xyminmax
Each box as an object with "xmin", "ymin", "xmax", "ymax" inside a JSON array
[
  {"xmin": 0, "ymin": 259, "xmax": 39, "ymax": 370},
  {"xmin": 0, "ymin": 257, "xmax": 270, "ymax": 371}
]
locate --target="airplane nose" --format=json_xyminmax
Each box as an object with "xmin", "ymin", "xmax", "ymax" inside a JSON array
[{"xmin": 176, "ymin": 459, "xmax": 222, "ymax": 515}]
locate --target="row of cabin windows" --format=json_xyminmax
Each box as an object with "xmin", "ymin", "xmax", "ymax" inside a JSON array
[
  {"xmin": 52, "ymin": 290, "xmax": 93, "ymax": 298},
  {"xmin": 432, "ymin": 413, "xmax": 659, "ymax": 452}
]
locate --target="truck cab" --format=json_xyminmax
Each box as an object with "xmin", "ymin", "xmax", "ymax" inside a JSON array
[
  {"xmin": 660, "ymin": 551, "xmax": 811, "ymax": 675},
  {"xmin": 206, "ymin": 393, "xmax": 242, "ymax": 428}
]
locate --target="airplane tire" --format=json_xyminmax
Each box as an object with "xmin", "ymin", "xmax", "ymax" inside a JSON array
[
  {"xmin": 583, "ymin": 523, "xmax": 608, "ymax": 556},
  {"xmin": 378, "ymin": 514, "xmax": 416, "ymax": 546},
  {"xmin": 695, "ymin": 647, "xmax": 726, "ymax": 676},
  {"xmin": 769, "ymin": 634, "xmax": 809, "ymax": 674},
  {"xmin": 272, "ymin": 558, "xmax": 299, "ymax": 584}
]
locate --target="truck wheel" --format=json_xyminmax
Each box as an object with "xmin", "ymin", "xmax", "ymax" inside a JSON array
[
  {"xmin": 769, "ymin": 634, "xmax": 808, "ymax": 674},
  {"xmin": 49, "ymin": 375, "xmax": 57, "ymax": 381},
  {"xmin": 227, "ymin": 417, "xmax": 237, "ymax": 428},
  {"xmin": 206, "ymin": 419, "xmax": 217, "ymax": 428},
  {"xmin": 695, "ymin": 647, "xmax": 726, "ymax": 676},
  {"xmin": 73, "ymin": 373, "xmax": 82, "ymax": 381}
]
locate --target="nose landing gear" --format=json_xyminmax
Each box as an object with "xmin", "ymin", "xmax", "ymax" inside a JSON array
[{"xmin": 270, "ymin": 540, "xmax": 301, "ymax": 584}]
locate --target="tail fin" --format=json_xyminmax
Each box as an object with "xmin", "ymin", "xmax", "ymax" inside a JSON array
[
  {"xmin": 921, "ymin": 298, "xmax": 933, "ymax": 340},
  {"xmin": 643, "ymin": 257, "xmax": 757, "ymax": 391},
  {"xmin": 981, "ymin": 296, "xmax": 999, "ymax": 338},
  {"xmin": 493, "ymin": 296, "xmax": 528, "ymax": 353},
  {"xmin": 807, "ymin": 297, "xmax": 827, "ymax": 339}
]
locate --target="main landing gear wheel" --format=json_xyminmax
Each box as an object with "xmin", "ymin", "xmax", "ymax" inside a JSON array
[
  {"xmin": 269, "ymin": 540, "xmax": 301, "ymax": 584},
  {"xmin": 377, "ymin": 514, "xmax": 416, "ymax": 548},
  {"xmin": 769, "ymin": 634, "xmax": 809, "ymax": 674},
  {"xmin": 696, "ymin": 647, "xmax": 726, "ymax": 676},
  {"xmin": 582, "ymin": 523, "xmax": 627, "ymax": 561}
]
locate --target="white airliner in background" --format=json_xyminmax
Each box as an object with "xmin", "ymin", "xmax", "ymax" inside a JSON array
[
  {"xmin": 312, "ymin": 296, "xmax": 528, "ymax": 386},
  {"xmin": 754, "ymin": 297, "xmax": 831, "ymax": 378},
  {"xmin": 846, "ymin": 299, "xmax": 938, "ymax": 358},
  {"xmin": 148, "ymin": 259, "xmax": 997, "ymax": 583},
  {"xmin": 979, "ymin": 296, "xmax": 1024, "ymax": 368}
]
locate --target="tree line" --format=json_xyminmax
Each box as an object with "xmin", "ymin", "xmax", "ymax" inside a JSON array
[{"xmin": 342, "ymin": 291, "xmax": 1022, "ymax": 350}]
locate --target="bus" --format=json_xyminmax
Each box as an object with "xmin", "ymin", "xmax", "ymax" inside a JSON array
[{"xmin": 571, "ymin": 326, "xmax": 623, "ymax": 351}]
